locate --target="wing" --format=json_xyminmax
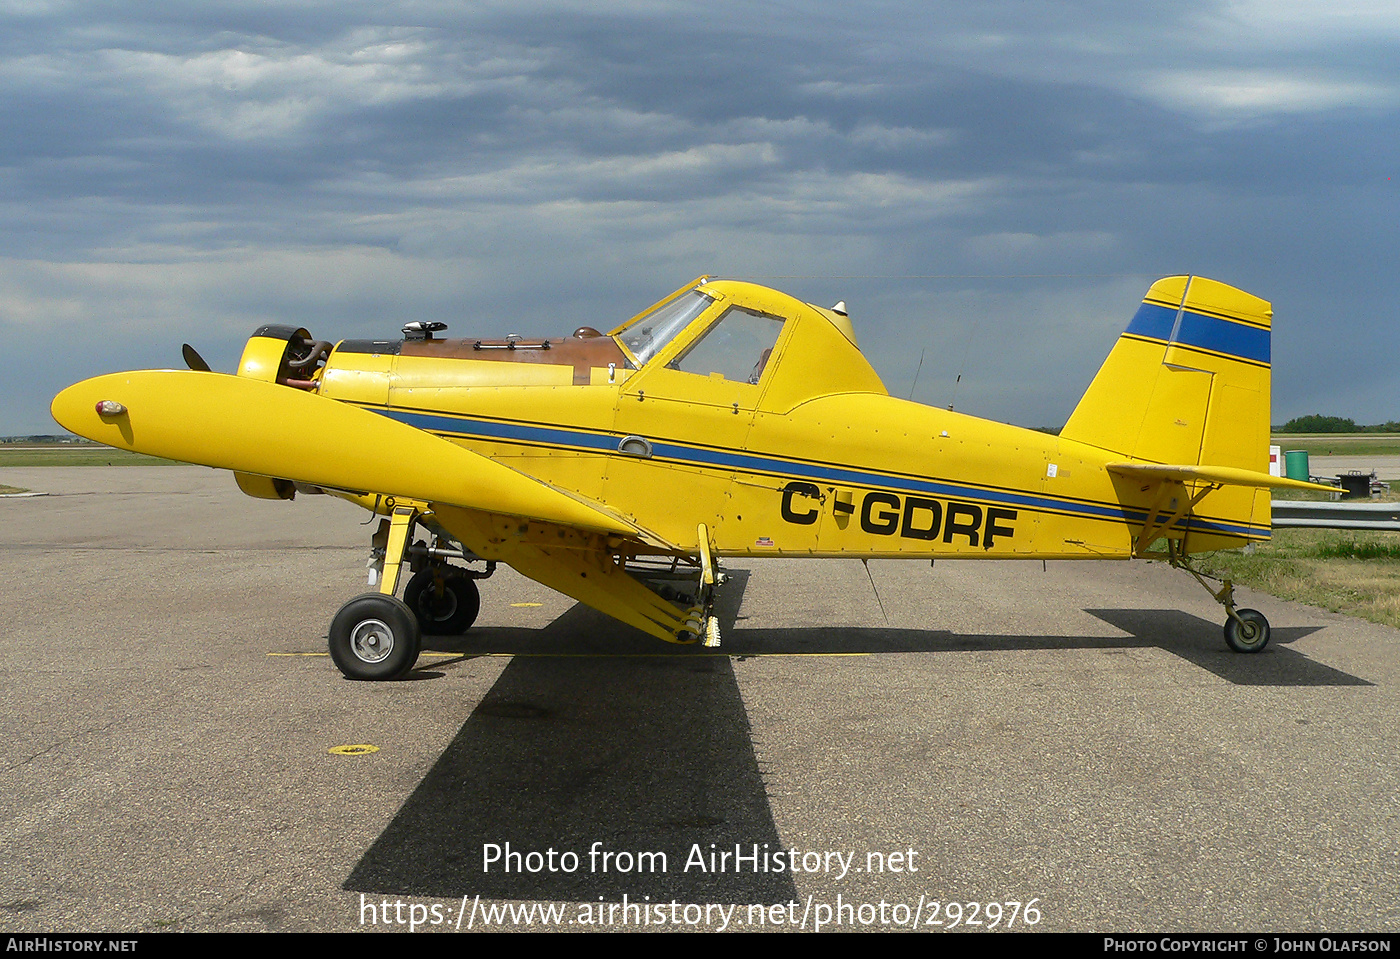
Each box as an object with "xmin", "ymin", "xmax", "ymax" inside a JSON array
[
  {"xmin": 53, "ymin": 371, "xmax": 703, "ymax": 641},
  {"xmin": 52, "ymin": 370, "xmax": 669, "ymax": 538}
]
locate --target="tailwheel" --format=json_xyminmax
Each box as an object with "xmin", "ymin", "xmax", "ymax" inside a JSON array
[
  {"xmin": 1223, "ymin": 608, "xmax": 1270, "ymax": 654},
  {"xmin": 329, "ymin": 594, "xmax": 422, "ymax": 680},
  {"xmin": 403, "ymin": 568, "xmax": 480, "ymax": 635}
]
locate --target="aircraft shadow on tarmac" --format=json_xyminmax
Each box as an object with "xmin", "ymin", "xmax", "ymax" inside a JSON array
[
  {"xmin": 346, "ymin": 569, "xmax": 800, "ymax": 905},
  {"xmin": 344, "ymin": 574, "xmax": 1362, "ymax": 904}
]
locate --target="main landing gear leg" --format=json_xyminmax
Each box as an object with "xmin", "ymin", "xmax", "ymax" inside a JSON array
[
  {"xmin": 328, "ymin": 505, "xmax": 423, "ymax": 681},
  {"xmin": 671, "ymin": 524, "xmax": 725, "ymax": 647},
  {"xmin": 696, "ymin": 524, "xmax": 722, "ymax": 648},
  {"xmin": 1169, "ymin": 541, "xmax": 1270, "ymax": 653}
]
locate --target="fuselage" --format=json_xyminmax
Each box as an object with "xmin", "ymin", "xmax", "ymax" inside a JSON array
[{"xmin": 296, "ymin": 279, "xmax": 1259, "ymax": 560}]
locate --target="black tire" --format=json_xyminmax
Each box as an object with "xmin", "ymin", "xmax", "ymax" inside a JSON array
[
  {"xmin": 328, "ymin": 594, "xmax": 422, "ymax": 680},
  {"xmin": 403, "ymin": 569, "xmax": 481, "ymax": 635},
  {"xmin": 1223, "ymin": 608, "xmax": 1270, "ymax": 653}
]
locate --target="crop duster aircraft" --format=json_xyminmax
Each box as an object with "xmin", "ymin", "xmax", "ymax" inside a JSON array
[{"xmin": 52, "ymin": 274, "xmax": 1329, "ymax": 680}]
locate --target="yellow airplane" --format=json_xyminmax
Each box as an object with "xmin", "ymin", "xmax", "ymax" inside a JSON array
[{"xmin": 52, "ymin": 274, "xmax": 1329, "ymax": 679}]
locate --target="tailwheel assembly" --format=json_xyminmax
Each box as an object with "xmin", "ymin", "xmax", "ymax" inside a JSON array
[
  {"xmin": 1168, "ymin": 541, "xmax": 1271, "ymax": 654},
  {"xmin": 1223, "ymin": 608, "xmax": 1270, "ymax": 654}
]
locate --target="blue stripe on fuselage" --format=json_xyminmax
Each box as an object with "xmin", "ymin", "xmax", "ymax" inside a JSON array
[{"xmin": 373, "ymin": 406, "xmax": 1268, "ymax": 539}]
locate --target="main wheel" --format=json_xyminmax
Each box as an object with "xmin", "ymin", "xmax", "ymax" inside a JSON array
[
  {"xmin": 329, "ymin": 594, "xmax": 422, "ymax": 680},
  {"xmin": 1223, "ymin": 608, "xmax": 1270, "ymax": 653},
  {"xmin": 403, "ymin": 569, "xmax": 481, "ymax": 635}
]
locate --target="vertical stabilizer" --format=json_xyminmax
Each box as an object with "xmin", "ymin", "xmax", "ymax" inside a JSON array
[
  {"xmin": 1062, "ymin": 276, "xmax": 1271, "ymax": 472},
  {"xmin": 1063, "ymin": 276, "xmax": 1274, "ymax": 553}
]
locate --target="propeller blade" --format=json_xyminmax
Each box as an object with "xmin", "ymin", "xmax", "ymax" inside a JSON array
[{"xmin": 181, "ymin": 344, "xmax": 211, "ymax": 373}]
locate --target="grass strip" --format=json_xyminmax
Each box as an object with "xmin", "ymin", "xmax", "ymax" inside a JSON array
[
  {"xmin": 1201, "ymin": 529, "xmax": 1400, "ymax": 630},
  {"xmin": 0, "ymin": 448, "xmax": 177, "ymax": 466},
  {"xmin": 1270, "ymin": 434, "xmax": 1400, "ymax": 457}
]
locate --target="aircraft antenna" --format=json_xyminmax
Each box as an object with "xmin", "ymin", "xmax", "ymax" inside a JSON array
[
  {"xmin": 861, "ymin": 559, "xmax": 889, "ymax": 624},
  {"xmin": 948, "ymin": 321, "xmax": 978, "ymax": 411},
  {"xmin": 907, "ymin": 348, "xmax": 926, "ymax": 401}
]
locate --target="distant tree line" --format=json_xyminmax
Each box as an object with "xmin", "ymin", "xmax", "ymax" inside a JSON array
[
  {"xmin": 1276, "ymin": 415, "xmax": 1400, "ymax": 433},
  {"xmin": 0, "ymin": 434, "xmax": 93, "ymax": 444}
]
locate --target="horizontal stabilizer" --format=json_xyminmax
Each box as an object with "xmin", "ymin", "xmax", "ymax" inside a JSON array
[
  {"xmin": 52, "ymin": 370, "xmax": 656, "ymax": 540},
  {"xmin": 1107, "ymin": 462, "xmax": 1336, "ymax": 493}
]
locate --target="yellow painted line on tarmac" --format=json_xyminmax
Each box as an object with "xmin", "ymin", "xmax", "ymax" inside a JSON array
[
  {"xmin": 728, "ymin": 652, "xmax": 871, "ymax": 657},
  {"xmin": 448, "ymin": 651, "xmax": 871, "ymax": 659},
  {"xmin": 510, "ymin": 602, "xmax": 544, "ymax": 607},
  {"xmin": 270, "ymin": 650, "xmax": 868, "ymax": 659},
  {"xmin": 267, "ymin": 651, "xmax": 459, "ymax": 658}
]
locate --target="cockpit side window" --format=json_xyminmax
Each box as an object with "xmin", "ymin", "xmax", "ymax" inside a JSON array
[
  {"xmin": 667, "ymin": 306, "xmax": 785, "ymax": 385},
  {"xmin": 618, "ymin": 290, "xmax": 713, "ymax": 366}
]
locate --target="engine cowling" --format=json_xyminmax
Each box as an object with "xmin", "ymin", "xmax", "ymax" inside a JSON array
[
  {"xmin": 232, "ymin": 325, "xmax": 330, "ymax": 500},
  {"xmin": 238, "ymin": 325, "xmax": 330, "ymax": 387}
]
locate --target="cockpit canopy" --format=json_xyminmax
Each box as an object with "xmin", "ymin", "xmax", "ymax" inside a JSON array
[
  {"xmin": 611, "ymin": 278, "xmax": 886, "ymax": 410},
  {"xmin": 303, "ymin": 276, "xmax": 888, "ymax": 414}
]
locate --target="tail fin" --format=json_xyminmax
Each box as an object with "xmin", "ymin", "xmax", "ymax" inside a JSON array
[
  {"xmin": 1064, "ymin": 276, "xmax": 1280, "ymax": 552},
  {"xmin": 1062, "ymin": 275, "xmax": 1271, "ymax": 472}
]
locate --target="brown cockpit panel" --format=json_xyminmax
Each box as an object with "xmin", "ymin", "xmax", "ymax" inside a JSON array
[{"xmin": 400, "ymin": 333, "xmax": 631, "ymax": 385}]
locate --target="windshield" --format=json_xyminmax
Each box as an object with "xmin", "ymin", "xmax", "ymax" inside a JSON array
[{"xmin": 619, "ymin": 290, "xmax": 713, "ymax": 366}]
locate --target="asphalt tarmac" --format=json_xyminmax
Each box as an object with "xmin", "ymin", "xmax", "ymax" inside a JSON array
[
  {"xmin": 1310, "ymin": 455, "xmax": 1400, "ymax": 483},
  {"xmin": 3, "ymin": 467, "xmax": 1399, "ymax": 934}
]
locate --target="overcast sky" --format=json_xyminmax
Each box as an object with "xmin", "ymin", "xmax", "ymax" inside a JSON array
[{"xmin": 3, "ymin": 0, "xmax": 1397, "ymax": 434}]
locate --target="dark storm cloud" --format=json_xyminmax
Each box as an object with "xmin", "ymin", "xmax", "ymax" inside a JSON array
[{"xmin": 2, "ymin": 1, "xmax": 1398, "ymax": 431}]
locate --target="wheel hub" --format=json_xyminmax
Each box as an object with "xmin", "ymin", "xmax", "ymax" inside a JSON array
[
  {"xmin": 423, "ymin": 589, "xmax": 458, "ymax": 621},
  {"xmin": 349, "ymin": 618, "xmax": 394, "ymax": 664}
]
